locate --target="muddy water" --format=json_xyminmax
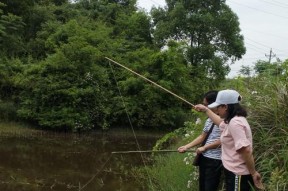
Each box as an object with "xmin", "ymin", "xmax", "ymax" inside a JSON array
[{"xmin": 0, "ymin": 129, "xmax": 163, "ymax": 191}]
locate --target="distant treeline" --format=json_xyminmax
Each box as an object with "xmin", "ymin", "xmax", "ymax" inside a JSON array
[{"xmin": 0, "ymin": 0, "xmax": 246, "ymax": 131}]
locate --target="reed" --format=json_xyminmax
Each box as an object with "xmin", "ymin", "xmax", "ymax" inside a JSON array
[
  {"xmin": 142, "ymin": 76, "xmax": 288, "ymax": 190},
  {"xmin": 245, "ymin": 77, "xmax": 288, "ymax": 190},
  {"xmin": 0, "ymin": 122, "xmax": 38, "ymax": 134},
  {"xmin": 144, "ymin": 153, "xmax": 197, "ymax": 191},
  {"xmin": 135, "ymin": 117, "xmax": 205, "ymax": 190}
]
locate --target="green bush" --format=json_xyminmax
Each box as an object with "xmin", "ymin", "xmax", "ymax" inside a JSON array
[{"xmin": 0, "ymin": 101, "xmax": 17, "ymax": 121}]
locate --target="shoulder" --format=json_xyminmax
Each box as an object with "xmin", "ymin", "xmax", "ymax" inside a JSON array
[
  {"xmin": 203, "ymin": 118, "xmax": 213, "ymax": 132},
  {"xmin": 229, "ymin": 116, "xmax": 250, "ymax": 131},
  {"xmin": 230, "ymin": 116, "xmax": 248, "ymax": 126}
]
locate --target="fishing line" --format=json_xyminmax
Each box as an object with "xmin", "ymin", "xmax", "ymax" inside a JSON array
[
  {"xmin": 79, "ymin": 154, "xmax": 112, "ymax": 191},
  {"xmin": 105, "ymin": 57, "xmax": 194, "ymax": 107},
  {"xmin": 108, "ymin": 60, "xmax": 154, "ymax": 187}
]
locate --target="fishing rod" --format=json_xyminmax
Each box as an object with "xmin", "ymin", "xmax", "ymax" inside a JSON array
[
  {"xmin": 111, "ymin": 150, "xmax": 194, "ymax": 154},
  {"xmin": 105, "ymin": 57, "xmax": 194, "ymax": 107}
]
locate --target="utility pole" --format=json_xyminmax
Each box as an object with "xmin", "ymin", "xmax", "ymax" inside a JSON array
[{"xmin": 265, "ymin": 48, "xmax": 276, "ymax": 63}]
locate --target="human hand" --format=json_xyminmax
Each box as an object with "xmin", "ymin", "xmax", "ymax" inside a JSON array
[
  {"xmin": 196, "ymin": 146, "xmax": 206, "ymax": 154},
  {"xmin": 178, "ymin": 146, "xmax": 187, "ymax": 153},
  {"xmin": 252, "ymin": 171, "xmax": 265, "ymax": 190},
  {"xmin": 194, "ymin": 104, "xmax": 208, "ymax": 112}
]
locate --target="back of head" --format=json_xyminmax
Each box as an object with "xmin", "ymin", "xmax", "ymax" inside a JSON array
[{"xmin": 204, "ymin": 90, "xmax": 218, "ymax": 105}]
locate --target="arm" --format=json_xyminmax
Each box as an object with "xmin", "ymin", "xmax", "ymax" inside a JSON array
[
  {"xmin": 178, "ymin": 132, "xmax": 207, "ymax": 153},
  {"xmin": 196, "ymin": 140, "xmax": 221, "ymax": 154},
  {"xmin": 237, "ymin": 147, "xmax": 264, "ymax": 190},
  {"xmin": 205, "ymin": 109, "xmax": 223, "ymax": 126},
  {"xmin": 193, "ymin": 104, "xmax": 223, "ymax": 126}
]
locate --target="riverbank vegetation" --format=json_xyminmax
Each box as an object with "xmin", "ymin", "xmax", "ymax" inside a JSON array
[
  {"xmin": 0, "ymin": 0, "xmax": 245, "ymax": 132},
  {"xmin": 142, "ymin": 68, "xmax": 288, "ymax": 190},
  {"xmin": 0, "ymin": 122, "xmax": 43, "ymax": 136},
  {"xmin": 1, "ymin": 0, "xmax": 288, "ymax": 190}
]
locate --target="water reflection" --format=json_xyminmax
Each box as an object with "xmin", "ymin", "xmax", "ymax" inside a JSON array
[{"xmin": 0, "ymin": 129, "xmax": 163, "ymax": 191}]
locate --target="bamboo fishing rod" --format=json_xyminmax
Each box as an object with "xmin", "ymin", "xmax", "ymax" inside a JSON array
[
  {"xmin": 111, "ymin": 150, "xmax": 194, "ymax": 154},
  {"xmin": 105, "ymin": 57, "xmax": 194, "ymax": 107}
]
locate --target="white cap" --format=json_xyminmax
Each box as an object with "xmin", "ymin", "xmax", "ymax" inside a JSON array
[{"xmin": 208, "ymin": 89, "xmax": 240, "ymax": 108}]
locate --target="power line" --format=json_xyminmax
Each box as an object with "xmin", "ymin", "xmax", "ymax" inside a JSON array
[
  {"xmin": 260, "ymin": 0, "xmax": 288, "ymax": 8},
  {"xmin": 244, "ymin": 29, "xmax": 288, "ymax": 40},
  {"xmin": 245, "ymin": 42, "xmax": 269, "ymax": 52},
  {"xmin": 245, "ymin": 37, "xmax": 288, "ymax": 55},
  {"xmin": 141, "ymin": 0, "xmax": 288, "ymax": 61},
  {"xmin": 245, "ymin": 37, "xmax": 271, "ymax": 49},
  {"xmin": 240, "ymin": 57, "xmax": 267, "ymax": 60},
  {"xmin": 269, "ymin": 0, "xmax": 288, "ymax": 7},
  {"xmin": 227, "ymin": 0, "xmax": 288, "ymax": 19}
]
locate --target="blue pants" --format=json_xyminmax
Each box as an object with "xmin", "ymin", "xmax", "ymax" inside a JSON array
[{"xmin": 199, "ymin": 156, "xmax": 223, "ymax": 191}]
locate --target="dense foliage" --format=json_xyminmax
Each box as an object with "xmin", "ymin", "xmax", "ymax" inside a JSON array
[
  {"xmin": 151, "ymin": 0, "xmax": 245, "ymax": 87},
  {"xmin": 0, "ymin": 0, "xmax": 245, "ymax": 131},
  {"xmin": 145, "ymin": 59, "xmax": 288, "ymax": 190}
]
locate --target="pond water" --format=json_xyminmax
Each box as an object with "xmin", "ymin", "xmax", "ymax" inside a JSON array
[{"xmin": 0, "ymin": 129, "xmax": 164, "ymax": 191}]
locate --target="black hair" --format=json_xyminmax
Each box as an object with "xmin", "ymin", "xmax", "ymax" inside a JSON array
[
  {"xmin": 224, "ymin": 102, "xmax": 247, "ymax": 123},
  {"xmin": 203, "ymin": 90, "xmax": 218, "ymax": 105}
]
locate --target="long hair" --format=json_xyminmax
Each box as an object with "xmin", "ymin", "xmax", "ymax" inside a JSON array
[{"xmin": 224, "ymin": 103, "xmax": 247, "ymax": 123}]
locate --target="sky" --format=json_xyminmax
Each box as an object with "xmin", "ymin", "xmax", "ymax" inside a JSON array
[{"xmin": 136, "ymin": 0, "xmax": 288, "ymax": 78}]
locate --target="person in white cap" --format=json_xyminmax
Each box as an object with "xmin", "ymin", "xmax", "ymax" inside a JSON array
[{"xmin": 194, "ymin": 89, "xmax": 264, "ymax": 191}]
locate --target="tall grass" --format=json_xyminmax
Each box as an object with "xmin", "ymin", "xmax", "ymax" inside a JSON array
[
  {"xmin": 145, "ymin": 154, "xmax": 197, "ymax": 191},
  {"xmin": 143, "ymin": 76, "xmax": 288, "ymax": 190},
  {"xmin": 138, "ymin": 113, "xmax": 210, "ymax": 190},
  {"xmin": 0, "ymin": 122, "xmax": 36, "ymax": 133},
  {"xmin": 246, "ymin": 77, "xmax": 288, "ymax": 190}
]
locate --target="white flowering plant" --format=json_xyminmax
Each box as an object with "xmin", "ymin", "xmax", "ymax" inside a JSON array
[{"xmin": 180, "ymin": 110, "xmax": 207, "ymax": 189}]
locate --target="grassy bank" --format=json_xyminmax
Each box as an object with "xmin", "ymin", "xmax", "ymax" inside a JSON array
[
  {"xmin": 142, "ymin": 77, "xmax": 288, "ymax": 190},
  {"xmin": 133, "ymin": 120, "xmax": 204, "ymax": 191},
  {"xmin": 0, "ymin": 122, "xmax": 42, "ymax": 135}
]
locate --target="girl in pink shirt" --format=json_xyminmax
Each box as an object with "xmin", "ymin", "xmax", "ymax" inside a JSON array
[{"xmin": 194, "ymin": 89, "xmax": 264, "ymax": 191}]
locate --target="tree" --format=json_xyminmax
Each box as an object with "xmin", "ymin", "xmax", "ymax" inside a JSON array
[
  {"xmin": 239, "ymin": 65, "xmax": 252, "ymax": 77},
  {"xmin": 254, "ymin": 60, "xmax": 283, "ymax": 76},
  {"xmin": 151, "ymin": 0, "xmax": 245, "ymax": 84},
  {"xmin": 109, "ymin": 42, "xmax": 195, "ymax": 129},
  {"xmin": 0, "ymin": 3, "xmax": 25, "ymax": 57},
  {"xmin": 17, "ymin": 20, "xmax": 114, "ymax": 131},
  {"xmin": 1, "ymin": 0, "xmax": 220, "ymax": 131}
]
